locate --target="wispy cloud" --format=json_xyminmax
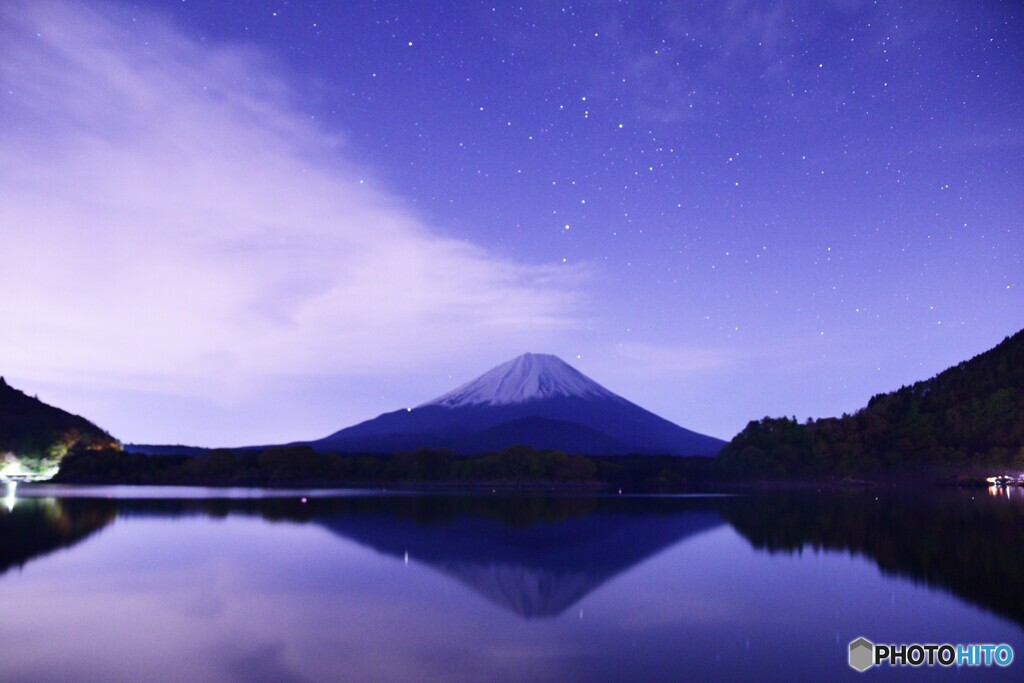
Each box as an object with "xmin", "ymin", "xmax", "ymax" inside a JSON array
[{"xmin": 0, "ymin": 2, "xmax": 582, "ymax": 397}]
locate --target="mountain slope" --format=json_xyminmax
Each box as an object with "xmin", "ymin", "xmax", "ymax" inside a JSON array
[
  {"xmin": 717, "ymin": 328, "xmax": 1024, "ymax": 478},
  {"xmin": 312, "ymin": 353, "xmax": 724, "ymax": 456},
  {"xmin": 0, "ymin": 377, "xmax": 119, "ymax": 475}
]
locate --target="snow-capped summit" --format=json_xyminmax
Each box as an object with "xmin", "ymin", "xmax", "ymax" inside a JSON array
[
  {"xmin": 422, "ymin": 353, "xmax": 619, "ymax": 407},
  {"xmin": 311, "ymin": 353, "xmax": 725, "ymax": 456}
]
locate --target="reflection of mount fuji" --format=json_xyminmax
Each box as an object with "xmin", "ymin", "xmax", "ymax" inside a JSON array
[{"xmin": 317, "ymin": 497, "xmax": 723, "ymax": 618}]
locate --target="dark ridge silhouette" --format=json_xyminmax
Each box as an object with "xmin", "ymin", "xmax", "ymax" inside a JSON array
[{"xmin": 124, "ymin": 444, "xmax": 211, "ymax": 457}]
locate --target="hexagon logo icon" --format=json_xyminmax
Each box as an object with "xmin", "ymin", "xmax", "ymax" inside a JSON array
[{"xmin": 849, "ymin": 637, "xmax": 875, "ymax": 672}]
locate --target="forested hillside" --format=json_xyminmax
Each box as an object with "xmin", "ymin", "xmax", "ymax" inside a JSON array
[
  {"xmin": 717, "ymin": 329, "xmax": 1024, "ymax": 479},
  {"xmin": 0, "ymin": 377, "xmax": 119, "ymax": 475}
]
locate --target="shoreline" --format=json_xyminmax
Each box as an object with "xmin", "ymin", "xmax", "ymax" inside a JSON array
[{"xmin": 37, "ymin": 475, "xmax": 1004, "ymax": 493}]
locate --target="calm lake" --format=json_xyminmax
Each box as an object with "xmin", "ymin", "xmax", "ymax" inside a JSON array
[{"xmin": 1, "ymin": 486, "xmax": 1022, "ymax": 681}]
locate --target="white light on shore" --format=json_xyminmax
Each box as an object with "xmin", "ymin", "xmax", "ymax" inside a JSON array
[{"xmin": 0, "ymin": 460, "xmax": 60, "ymax": 482}]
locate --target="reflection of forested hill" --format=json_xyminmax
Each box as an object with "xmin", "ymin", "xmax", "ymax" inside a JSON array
[
  {"xmin": 0, "ymin": 498, "xmax": 116, "ymax": 575},
  {"xmin": 717, "ymin": 328, "xmax": 1024, "ymax": 478},
  {"xmin": 69, "ymin": 494, "xmax": 724, "ymax": 617},
  {"xmin": 316, "ymin": 496, "xmax": 724, "ymax": 618},
  {"xmin": 721, "ymin": 491, "xmax": 1024, "ymax": 627}
]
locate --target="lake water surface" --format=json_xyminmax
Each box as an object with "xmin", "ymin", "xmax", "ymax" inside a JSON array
[{"xmin": 1, "ymin": 486, "xmax": 1022, "ymax": 681}]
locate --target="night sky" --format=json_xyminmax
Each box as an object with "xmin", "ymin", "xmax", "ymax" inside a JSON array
[{"xmin": 1, "ymin": 1, "xmax": 1021, "ymax": 446}]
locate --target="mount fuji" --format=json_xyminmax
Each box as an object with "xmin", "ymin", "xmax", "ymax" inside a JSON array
[{"xmin": 310, "ymin": 353, "xmax": 724, "ymax": 456}]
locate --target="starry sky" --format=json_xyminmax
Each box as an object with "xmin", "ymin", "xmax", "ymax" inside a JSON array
[{"xmin": 1, "ymin": 0, "xmax": 1021, "ymax": 446}]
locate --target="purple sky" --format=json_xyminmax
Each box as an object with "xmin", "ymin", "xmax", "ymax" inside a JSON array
[{"xmin": 1, "ymin": 1, "xmax": 1021, "ymax": 446}]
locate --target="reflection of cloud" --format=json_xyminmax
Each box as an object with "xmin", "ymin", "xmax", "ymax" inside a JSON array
[{"xmin": 0, "ymin": 2, "xmax": 581, "ymax": 394}]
